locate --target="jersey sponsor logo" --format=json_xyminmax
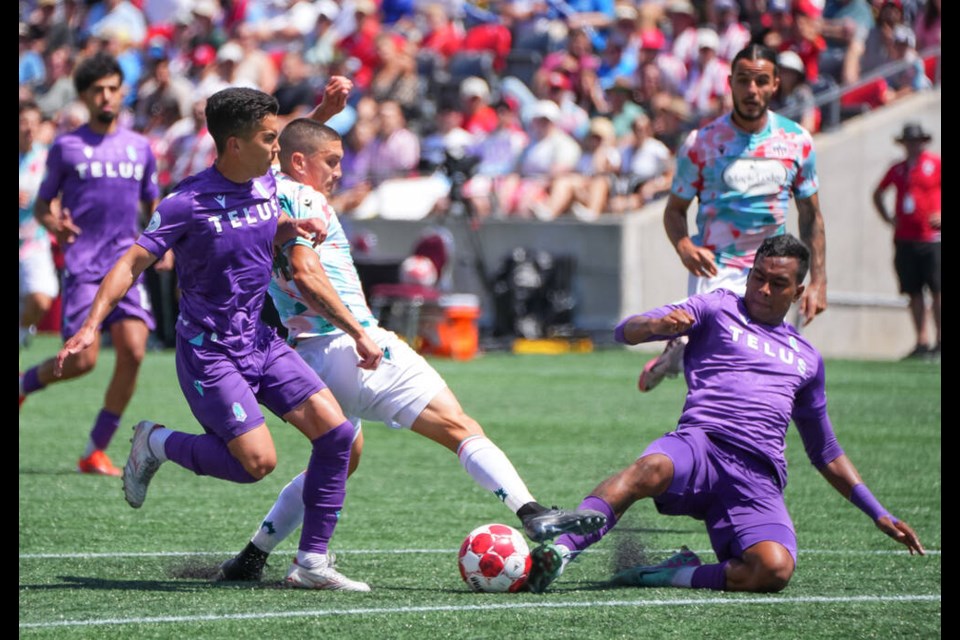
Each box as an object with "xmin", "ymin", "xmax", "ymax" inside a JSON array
[
  {"xmin": 722, "ymin": 158, "xmax": 788, "ymax": 196},
  {"xmin": 207, "ymin": 199, "xmax": 280, "ymax": 233},
  {"xmin": 75, "ymin": 160, "xmax": 146, "ymax": 181},
  {"xmin": 145, "ymin": 211, "xmax": 161, "ymax": 233},
  {"xmin": 728, "ymin": 324, "xmax": 807, "ymax": 374}
]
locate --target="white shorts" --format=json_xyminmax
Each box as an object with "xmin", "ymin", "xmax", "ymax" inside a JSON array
[
  {"xmin": 19, "ymin": 249, "xmax": 59, "ymax": 299},
  {"xmin": 295, "ymin": 326, "xmax": 447, "ymax": 430},
  {"xmin": 687, "ymin": 266, "xmax": 749, "ymax": 298}
]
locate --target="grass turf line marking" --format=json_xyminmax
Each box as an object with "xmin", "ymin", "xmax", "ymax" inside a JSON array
[
  {"xmin": 19, "ymin": 594, "xmax": 941, "ymax": 629},
  {"xmin": 19, "ymin": 548, "xmax": 941, "ymax": 560}
]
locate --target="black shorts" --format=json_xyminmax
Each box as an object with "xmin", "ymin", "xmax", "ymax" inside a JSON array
[{"xmin": 894, "ymin": 241, "xmax": 941, "ymax": 295}]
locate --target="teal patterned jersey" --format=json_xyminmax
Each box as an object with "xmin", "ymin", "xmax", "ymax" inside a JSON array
[
  {"xmin": 671, "ymin": 112, "xmax": 819, "ymax": 271},
  {"xmin": 269, "ymin": 170, "xmax": 376, "ymax": 339}
]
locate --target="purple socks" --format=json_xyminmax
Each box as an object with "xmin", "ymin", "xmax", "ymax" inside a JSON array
[
  {"xmin": 22, "ymin": 367, "xmax": 45, "ymax": 395},
  {"xmin": 692, "ymin": 561, "xmax": 729, "ymax": 590},
  {"xmin": 164, "ymin": 431, "xmax": 258, "ymax": 483},
  {"xmin": 555, "ymin": 495, "xmax": 619, "ymax": 556},
  {"xmin": 89, "ymin": 409, "xmax": 121, "ymax": 450},
  {"xmin": 299, "ymin": 420, "xmax": 353, "ymax": 555}
]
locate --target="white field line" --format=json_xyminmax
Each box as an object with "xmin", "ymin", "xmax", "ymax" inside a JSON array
[
  {"xmin": 19, "ymin": 548, "xmax": 941, "ymax": 560},
  {"xmin": 19, "ymin": 594, "xmax": 941, "ymax": 629}
]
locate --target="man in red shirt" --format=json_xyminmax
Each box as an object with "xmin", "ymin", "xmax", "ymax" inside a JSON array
[{"xmin": 873, "ymin": 123, "xmax": 941, "ymax": 359}]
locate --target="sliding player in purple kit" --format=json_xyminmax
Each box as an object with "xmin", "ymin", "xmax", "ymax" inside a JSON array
[
  {"xmin": 216, "ymin": 120, "xmax": 606, "ymax": 581},
  {"xmin": 56, "ymin": 87, "xmax": 370, "ymax": 591},
  {"xmin": 21, "ymin": 53, "xmax": 159, "ymax": 476},
  {"xmin": 638, "ymin": 44, "xmax": 828, "ymax": 393},
  {"xmin": 525, "ymin": 235, "xmax": 924, "ymax": 593}
]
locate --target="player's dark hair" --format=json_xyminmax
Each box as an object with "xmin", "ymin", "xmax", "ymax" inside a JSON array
[
  {"xmin": 278, "ymin": 119, "xmax": 342, "ymax": 166},
  {"xmin": 73, "ymin": 52, "xmax": 124, "ymax": 94},
  {"xmin": 205, "ymin": 87, "xmax": 279, "ymax": 154},
  {"xmin": 755, "ymin": 234, "xmax": 810, "ymax": 283},
  {"xmin": 732, "ymin": 44, "xmax": 780, "ymax": 76}
]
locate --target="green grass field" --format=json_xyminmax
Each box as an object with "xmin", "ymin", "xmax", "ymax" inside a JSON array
[{"xmin": 20, "ymin": 336, "xmax": 940, "ymax": 639}]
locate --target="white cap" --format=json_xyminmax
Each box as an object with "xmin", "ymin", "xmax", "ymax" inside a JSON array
[
  {"xmin": 460, "ymin": 76, "xmax": 490, "ymax": 101},
  {"xmin": 697, "ymin": 28, "xmax": 720, "ymax": 51},
  {"xmin": 777, "ymin": 50, "xmax": 806, "ymax": 75},
  {"xmin": 530, "ymin": 100, "xmax": 561, "ymax": 123},
  {"xmin": 217, "ymin": 42, "xmax": 244, "ymax": 63}
]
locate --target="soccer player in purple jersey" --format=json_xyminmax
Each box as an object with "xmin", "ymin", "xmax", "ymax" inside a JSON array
[
  {"xmin": 217, "ymin": 120, "xmax": 606, "ymax": 581},
  {"xmin": 639, "ymin": 44, "xmax": 828, "ymax": 393},
  {"xmin": 525, "ymin": 235, "xmax": 924, "ymax": 593},
  {"xmin": 21, "ymin": 53, "xmax": 160, "ymax": 476},
  {"xmin": 56, "ymin": 87, "xmax": 370, "ymax": 591}
]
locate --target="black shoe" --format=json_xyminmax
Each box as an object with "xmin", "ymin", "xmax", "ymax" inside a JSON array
[
  {"xmin": 216, "ymin": 542, "xmax": 269, "ymax": 582},
  {"xmin": 903, "ymin": 344, "xmax": 931, "ymax": 360},
  {"xmin": 521, "ymin": 507, "xmax": 606, "ymax": 543}
]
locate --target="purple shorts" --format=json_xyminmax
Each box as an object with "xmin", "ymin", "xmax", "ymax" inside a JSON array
[
  {"xmin": 61, "ymin": 274, "xmax": 156, "ymax": 339},
  {"xmin": 175, "ymin": 326, "xmax": 325, "ymax": 442},
  {"xmin": 642, "ymin": 428, "xmax": 798, "ymax": 564}
]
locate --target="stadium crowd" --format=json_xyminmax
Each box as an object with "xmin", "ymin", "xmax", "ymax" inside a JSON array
[{"xmin": 20, "ymin": 0, "xmax": 940, "ymax": 224}]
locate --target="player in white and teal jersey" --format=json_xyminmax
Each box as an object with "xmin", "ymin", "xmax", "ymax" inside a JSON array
[
  {"xmin": 217, "ymin": 119, "xmax": 606, "ymax": 581},
  {"xmin": 639, "ymin": 44, "xmax": 828, "ymax": 393}
]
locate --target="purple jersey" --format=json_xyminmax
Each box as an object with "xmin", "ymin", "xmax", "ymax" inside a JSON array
[
  {"xmin": 137, "ymin": 167, "xmax": 281, "ymax": 356},
  {"xmin": 38, "ymin": 125, "xmax": 158, "ymax": 281},
  {"xmin": 625, "ymin": 289, "xmax": 843, "ymax": 487}
]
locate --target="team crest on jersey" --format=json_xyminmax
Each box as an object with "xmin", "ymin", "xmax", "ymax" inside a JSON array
[
  {"xmin": 768, "ymin": 143, "xmax": 790, "ymax": 158},
  {"xmin": 788, "ymin": 336, "xmax": 800, "ymax": 352},
  {"xmin": 214, "ymin": 194, "xmax": 227, "ymax": 209},
  {"xmin": 232, "ymin": 402, "xmax": 248, "ymax": 422},
  {"xmin": 126, "ymin": 145, "xmax": 138, "ymax": 162},
  {"xmin": 145, "ymin": 211, "xmax": 161, "ymax": 232},
  {"xmin": 83, "ymin": 146, "xmax": 93, "ymax": 159}
]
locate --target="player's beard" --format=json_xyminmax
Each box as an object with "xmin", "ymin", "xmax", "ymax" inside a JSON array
[
  {"xmin": 95, "ymin": 110, "xmax": 117, "ymax": 125},
  {"xmin": 733, "ymin": 97, "xmax": 768, "ymax": 122}
]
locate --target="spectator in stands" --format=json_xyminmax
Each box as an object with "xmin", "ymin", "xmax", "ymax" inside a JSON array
[
  {"xmin": 420, "ymin": 3, "xmax": 463, "ymax": 59},
  {"xmin": 821, "ymin": 0, "xmax": 874, "ymax": 84},
  {"xmin": 540, "ymin": 71, "xmax": 590, "ymax": 138},
  {"xmin": 532, "ymin": 116, "xmax": 621, "ymax": 221},
  {"xmin": 886, "ymin": 25, "xmax": 931, "ymax": 99},
  {"xmin": 682, "ymin": 28, "xmax": 731, "ymax": 123},
  {"xmin": 36, "ymin": 46, "xmax": 77, "ymax": 118},
  {"xmin": 460, "ymin": 77, "xmax": 498, "ymax": 136},
  {"xmin": 609, "ymin": 112, "xmax": 674, "ymax": 213},
  {"xmin": 872, "ymin": 123, "xmax": 940, "ymax": 359},
  {"xmin": 232, "ymin": 24, "xmax": 279, "ymax": 95},
  {"xmin": 167, "ymin": 97, "xmax": 217, "ymax": 187},
  {"xmin": 913, "ymin": 0, "xmax": 940, "ymax": 50},
  {"xmin": 715, "ymin": 0, "xmax": 751, "ymax": 62},
  {"xmin": 340, "ymin": 117, "xmax": 379, "ymax": 190},
  {"xmin": 771, "ymin": 51, "xmax": 819, "ymax": 133},
  {"xmin": 860, "ymin": 0, "xmax": 906, "ymax": 80},
  {"xmin": 369, "ymin": 34, "xmax": 420, "ymax": 119},
  {"xmin": 369, "ymin": 100, "xmax": 420, "ymax": 184},
  {"xmin": 783, "ymin": 0, "xmax": 827, "ymax": 83},
  {"xmin": 605, "ymin": 77, "xmax": 646, "ymax": 139},
  {"xmin": 20, "ymin": 24, "xmax": 47, "ymax": 90},
  {"xmin": 273, "ymin": 51, "xmax": 318, "ymax": 118},
  {"xmin": 464, "ymin": 99, "xmax": 529, "ymax": 218},
  {"xmin": 496, "ymin": 100, "xmax": 580, "ymax": 217},
  {"xmin": 537, "ymin": 28, "xmax": 604, "ymax": 114},
  {"xmin": 666, "ymin": 0, "xmax": 699, "ymax": 68},
  {"xmin": 135, "ymin": 56, "xmax": 192, "ymax": 133}
]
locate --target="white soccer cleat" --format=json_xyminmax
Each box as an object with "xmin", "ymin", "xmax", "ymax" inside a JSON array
[
  {"xmin": 123, "ymin": 420, "xmax": 163, "ymax": 509},
  {"xmin": 285, "ymin": 556, "xmax": 371, "ymax": 591}
]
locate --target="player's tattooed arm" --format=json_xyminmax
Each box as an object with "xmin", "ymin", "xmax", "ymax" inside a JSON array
[
  {"xmin": 796, "ymin": 194, "xmax": 827, "ymax": 325},
  {"xmin": 287, "ymin": 244, "xmax": 382, "ymax": 370}
]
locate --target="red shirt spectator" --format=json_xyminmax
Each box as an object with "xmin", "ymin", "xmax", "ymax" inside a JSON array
[{"xmin": 876, "ymin": 137, "xmax": 941, "ymax": 242}]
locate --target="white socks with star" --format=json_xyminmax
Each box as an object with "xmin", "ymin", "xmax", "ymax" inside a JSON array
[{"xmin": 457, "ymin": 435, "xmax": 536, "ymax": 514}]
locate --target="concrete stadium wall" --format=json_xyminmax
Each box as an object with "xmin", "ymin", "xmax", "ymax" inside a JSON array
[{"xmin": 350, "ymin": 89, "xmax": 940, "ymax": 358}]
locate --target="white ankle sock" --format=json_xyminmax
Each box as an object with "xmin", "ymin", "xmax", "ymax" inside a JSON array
[
  {"xmin": 148, "ymin": 426, "xmax": 172, "ymax": 462},
  {"xmin": 457, "ymin": 436, "xmax": 536, "ymax": 514}
]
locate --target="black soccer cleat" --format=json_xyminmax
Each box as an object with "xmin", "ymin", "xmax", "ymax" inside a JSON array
[
  {"xmin": 216, "ymin": 542, "xmax": 269, "ymax": 582},
  {"xmin": 521, "ymin": 507, "xmax": 607, "ymax": 543}
]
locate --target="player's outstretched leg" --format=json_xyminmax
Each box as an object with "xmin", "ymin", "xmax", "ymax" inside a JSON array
[
  {"xmin": 524, "ymin": 543, "xmax": 567, "ymax": 593},
  {"xmin": 637, "ymin": 336, "xmax": 687, "ymax": 392},
  {"xmin": 608, "ymin": 546, "xmax": 703, "ymax": 587}
]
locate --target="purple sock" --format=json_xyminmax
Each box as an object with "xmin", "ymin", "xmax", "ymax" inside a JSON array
[
  {"xmin": 691, "ymin": 561, "xmax": 729, "ymax": 590},
  {"xmin": 22, "ymin": 367, "xmax": 45, "ymax": 395},
  {"xmin": 89, "ymin": 409, "xmax": 121, "ymax": 450},
  {"xmin": 164, "ymin": 431, "xmax": 257, "ymax": 483},
  {"xmin": 555, "ymin": 495, "xmax": 618, "ymax": 556},
  {"xmin": 299, "ymin": 421, "xmax": 353, "ymax": 554}
]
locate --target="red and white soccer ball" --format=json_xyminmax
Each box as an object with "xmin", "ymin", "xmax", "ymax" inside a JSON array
[
  {"xmin": 399, "ymin": 255, "xmax": 439, "ymax": 287},
  {"xmin": 458, "ymin": 523, "xmax": 532, "ymax": 593}
]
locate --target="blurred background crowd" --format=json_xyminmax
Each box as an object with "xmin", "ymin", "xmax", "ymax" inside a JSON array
[{"xmin": 19, "ymin": 0, "xmax": 941, "ymax": 223}]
